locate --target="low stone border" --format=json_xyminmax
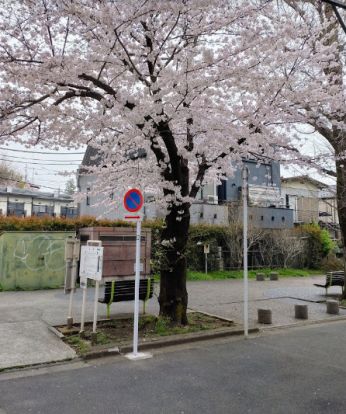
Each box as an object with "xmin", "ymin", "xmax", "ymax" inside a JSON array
[
  {"xmin": 81, "ymin": 326, "xmax": 260, "ymax": 360},
  {"xmin": 50, "ymin": 311, "xmax": 259, "ymax": 361}
]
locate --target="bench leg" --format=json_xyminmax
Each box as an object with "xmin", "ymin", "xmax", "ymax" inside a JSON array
[{"xmin": 107, "ymin": 281, "xmax": 116, "ymax": 319}]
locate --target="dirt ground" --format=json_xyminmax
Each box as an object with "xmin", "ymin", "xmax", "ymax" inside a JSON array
[{"xmin": 57, "ymin": 312, "xmax": 234, "ymax": 354}]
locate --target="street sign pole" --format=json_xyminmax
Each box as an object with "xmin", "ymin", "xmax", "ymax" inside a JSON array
[
  {"xmin": 133, "ymin": 219, "xmax": 141, "ymax": 355},
  {"xmin": 242, "ymin": 166, "xmax": 249, "ymax": 338},
  {"xmin": 124, "ymin": 188, "xmax": 152, "ymax": 361}
]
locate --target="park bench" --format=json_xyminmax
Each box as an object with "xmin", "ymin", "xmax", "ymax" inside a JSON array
[
  {"xmin": 314, "ymin": 271, "xmax": 344, "ymax": 295},
  {"xmin": 99, "ymin": 278, "xmax": 155, "ymax": 318}
]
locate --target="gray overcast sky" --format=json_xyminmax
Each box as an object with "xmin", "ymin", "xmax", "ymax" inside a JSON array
[{"xmin": 0, "ymin": 143, "xmax": 85, "ymax": 192}]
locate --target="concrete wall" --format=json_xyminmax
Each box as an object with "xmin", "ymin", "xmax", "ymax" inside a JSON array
[
  {"xmin": 190, "ymin": 203, "xmax": 228, "ymax": 225},
  {"xmin": 0, "ymin": 231, "xmax": 75, "ymax": 290},
  {"xmin": 145, "ymin": 203, "xmax": 229, "ymax": 226},
  {"xmin": 247, "ymin": 206, "xmax": 294, "ymax": 229}
]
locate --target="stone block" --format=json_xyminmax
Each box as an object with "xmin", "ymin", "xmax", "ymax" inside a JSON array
[
  {"xmin": 270, "ymin": 272, "xmax": 279, "ymax": 281},
  {"xmin": 257, "ymin": 308, "xmax": 272, "ymax": 324},
  {"xmin": 294, "ymin": 304, "xmax": 308, "ymax": 319},
  {"xmin": 256, "ymin": 273, "xmax": 265, "ymax": 281},
  {"xmin": 326, "ymin": 300, "xmax": 339, "ymax": 315}
]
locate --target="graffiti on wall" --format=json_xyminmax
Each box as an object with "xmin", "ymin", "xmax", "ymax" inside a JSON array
[{"xmin": 13, "ymin": 235, "xmax": 66, "ymax": 271}]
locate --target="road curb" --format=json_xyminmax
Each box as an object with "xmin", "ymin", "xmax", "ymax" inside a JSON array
[
  {"xmin": 259, "ymin": 314, "xmax": 346, "ymax": 332},
  {"xmin": 78, "ymin": 326, "xmax": 259, "ymax": 361}
]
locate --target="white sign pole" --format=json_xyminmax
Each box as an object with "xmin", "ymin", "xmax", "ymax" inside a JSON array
[
  {"xmin": 133, "ymin": 219, "xmax": 141, "ymax": 355},
  {"xmin": 242, "ymin": 166, "xmax": 249, "ymax": 338},
  {"xmin": 67, "ymin": 275, "xmax": 74, "ymax": 326},
  {"xmin": 93, "ymin": 280, "xmax": 100, "ymax": 335},
  {"xmin": 80, "ymin": 279, "xmax": 87, "ymax": 334}
]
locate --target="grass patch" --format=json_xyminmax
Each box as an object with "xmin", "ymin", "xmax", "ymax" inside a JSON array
[
  {"xmin": 65, "ymin": 335, "xmax": 91, "ymax": 354},
  {"xmin": 187, "ymin": 268, "xmax": 323, "ymax": 281}
]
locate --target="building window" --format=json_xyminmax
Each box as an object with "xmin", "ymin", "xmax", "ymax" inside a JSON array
[
  {"xmin": 61, "ymin": 206, "xmax": 78, "ymax": 218},
  {"xmin": 7, "ymin": 202, "xmax": 25, "ymax": 217},
  {"xmin": 32, "ymin": 204, "xmax": 54, "ymax": 216}
]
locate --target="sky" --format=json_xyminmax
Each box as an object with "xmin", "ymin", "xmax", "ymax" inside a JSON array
[{"xmin": 0, "ymin": 142, "xmax": 85, "ymax": 192}]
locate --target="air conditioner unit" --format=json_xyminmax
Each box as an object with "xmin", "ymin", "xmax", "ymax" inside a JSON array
[{"xmin": 207, "ymin": 195, "xmax": 218, "ymax": 205}]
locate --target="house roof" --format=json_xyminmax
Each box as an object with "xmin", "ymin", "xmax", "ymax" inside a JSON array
[
  {"xmin": 0, "ymin": 187, "xmax": 73, "ymax": 202},
  {"xmin": 281, "ymin": 175, "xmax": 328, "ymax": 190},
  {"xmin": 79, "ymin": 145, "xmax": 147, "ymax": 173}
]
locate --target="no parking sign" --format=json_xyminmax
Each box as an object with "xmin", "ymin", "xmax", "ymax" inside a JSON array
[{"xmin": 123, "ymin": 188, "xmax": 144, "ymax": 221}]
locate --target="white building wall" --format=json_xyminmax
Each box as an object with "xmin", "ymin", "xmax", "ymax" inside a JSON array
[{"xmin": 0, "ymin": 195, "xmax": 7, "ymax": 215}]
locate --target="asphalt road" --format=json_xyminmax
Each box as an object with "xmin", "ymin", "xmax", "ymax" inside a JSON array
[{"xmin": 1, "ymin": 320, "xmax": 346, "ymax": 414}]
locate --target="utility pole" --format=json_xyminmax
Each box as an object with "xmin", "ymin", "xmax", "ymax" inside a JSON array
[{"xmin": 242, "ymin": 166, "xmax": 249, "ymax": 338}]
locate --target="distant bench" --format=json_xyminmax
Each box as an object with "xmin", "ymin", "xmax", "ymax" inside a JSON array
[
  {"xmin": 314, "ymin": 271, "xmax": 344, "ymax": 294},
  {"xmin": 99, "ymin": 278, "xmax": 155, "ymax": 318}
]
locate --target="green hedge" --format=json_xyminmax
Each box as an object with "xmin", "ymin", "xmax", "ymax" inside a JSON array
[{"xmin": 0, "ymin": 217, "xmax": 336, "ymax": 271}]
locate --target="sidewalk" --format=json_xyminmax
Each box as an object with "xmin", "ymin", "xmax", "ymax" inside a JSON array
[{"xmin": 0, "ymin": 275, "xmax": 344, "ymax": 370}]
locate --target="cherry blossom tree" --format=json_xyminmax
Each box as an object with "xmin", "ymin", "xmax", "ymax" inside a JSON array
[
  {"xmin": 258, "ymin": 1, "xmax": 346, "ymax": 292},
  {"xmin": 0, "ymin": 0, "xmax": 294, "ymax": 323}
]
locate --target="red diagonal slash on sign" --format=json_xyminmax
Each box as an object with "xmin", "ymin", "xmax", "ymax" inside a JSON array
[
  {"xmin": 123, "ymin": 188, "xmax": 144, "ymax": 213},
  {"xmin": 128, "ymin": 194, "xmax": 140, "ymax": 208}
]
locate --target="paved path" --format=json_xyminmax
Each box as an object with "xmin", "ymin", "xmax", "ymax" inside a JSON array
[
  {"xmin": 187, "ymin": 277, "xmax": 346, "ymax": 327},
  {"xmin": 1, "ymin": 320, "xmax": 346, "ymax": 413},
  {"xmin": 0, "ymin": 275, "xmax": 344, "ymax": 369}
]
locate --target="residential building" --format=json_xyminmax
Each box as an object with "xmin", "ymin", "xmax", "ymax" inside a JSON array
[
  {"xmin": 217, "ymin": 159, "xmax": 294, "ymax": 229},
  {"xmin": 78, "ymin": 147, "xmax": 293, "ymax": 228},
  {"xmin": 0, "ymin": 187, "xmax": 78, "ymax": 218},
  {"xmin": 281, "ymin": 176, "xmax": 324, "ymax": 223},
  {"xmin": 281, "ymin": 176, "xmax": 339, "ymax": 238}
]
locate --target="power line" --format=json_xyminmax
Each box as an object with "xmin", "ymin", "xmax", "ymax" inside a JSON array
[
  {"xmin": 0, "ymin": 153, "xmax": 83, "ymax": 163},
  {"xmin": 0, "ymin": 146, "xmax": 85, "ymax": 155},
  {"xmin": 0, "ymin": 175, "xmax": 65, "ymax": 191},
  {"xmin": 0, "ymin": 157, "xmax": 81, "ymax": 166},
  {"xmin": 0, "ymin": 177, "xmax": 73, "ymax": 192}
]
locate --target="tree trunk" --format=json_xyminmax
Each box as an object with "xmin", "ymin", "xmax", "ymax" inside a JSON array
[
  {"xmin": 336, "ymin": 150, "xmax": 346, "ymax": 299},
  {"xmin": 158, "ymin": 202, "xmax": 190, "ymax": 325}
]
